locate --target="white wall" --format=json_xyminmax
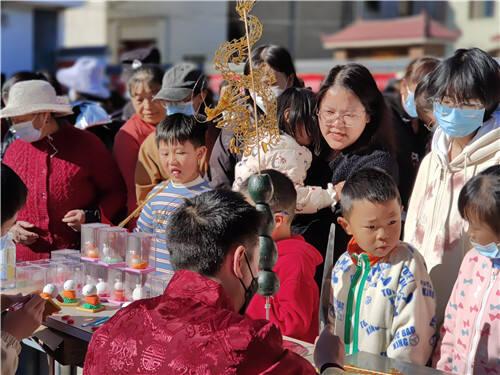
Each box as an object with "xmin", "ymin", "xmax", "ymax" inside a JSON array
[
  {"xmin": 448, "ymin": 0, "xmax": 500, "ymax": 53},
  {"xmin": 1, "ymin": 6, "xmax": 34, "ymax": 76},
  {"xmin": 62, "ymin": 1, "xmax": 107, "ymax": 47},
  {"xmin": 107, "ymin": 1, "xmax": 227, "ymax": 64}
]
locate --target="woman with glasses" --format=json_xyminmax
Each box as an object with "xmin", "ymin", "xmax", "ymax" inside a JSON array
[
  {"xmin": 315, "ymin": 63, "xmax": 399, "ymax": 262},
  {"xmin": 404, "ymin": 48, "xmax": 500, "ymax": 326}
]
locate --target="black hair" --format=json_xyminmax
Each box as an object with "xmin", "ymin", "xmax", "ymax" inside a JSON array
[
  {"xmin": 414, "ymin": 73, "xmax": 434, "ymax": 125},
  {"xmin": 426, "ymin": 48, "xmax": 500, "ymax": 121},
  {"xmin": 458, "ymin": 165, "xmax": 500, "ymax": 234},
  {"xmin": 403, "ymin": 57, "xmax": 440, "ymax": 86},
  {"xmin": 2, "ymin": 71, "xmax": 48, "ymax": 104},
  {"xmin": 128, "ymin": 64, "xmax": 164, "ymax": 95},
  {"xmin": 155, "ymin": 113, "xmax": 206, "ymax": 148},
  {"xmin": 317, "ymin": 63, "xmax": 397, "ymax": 156},
  {"xmin": 240, "ymin": 169, "xmax": 297, "ymax": 220},
  {"xmin": 341, "ymin": 168, "xmax": 401, "ymax": 217},
  {"xmin": 167, "ymin": 189, "xmax": 263, "ymax": 276},
  {"xmin": 244, "ymin": 44, "xmax": 303, "ymax": 88},
  {"xmin": 277, "ymin": 87, "xmax": 321, "ymax": 155},
  {"xmin": 1, "ymin": 163, "xmax": 28, "ymax": 225}
]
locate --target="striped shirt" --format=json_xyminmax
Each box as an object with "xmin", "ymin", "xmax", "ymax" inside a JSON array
[{"xmin": 136, "ymin": 176, "xmax": 211, "ymax": 273}]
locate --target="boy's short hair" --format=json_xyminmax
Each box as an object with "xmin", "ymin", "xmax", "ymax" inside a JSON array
[
  {"xmin": 458, "ymin": 165, "xmax": 500, "ymax": 234},
  {"xmin": 239, "ymin": 169, "xmax": 297, "ymax": 220},
  {"xmin": 341, "ymin": 168, "xmax": 401, "ymax": 217},
  {"xmin": 167, "ymin": 190, "xmax": 263, "ymax": 276},
  {"xmin": 1, "ymin": 163, "xmax": 28, "ymax": 225},
  {"xmin": 155, "ymin": 113, "xmax": 206, "ymax": 148}
]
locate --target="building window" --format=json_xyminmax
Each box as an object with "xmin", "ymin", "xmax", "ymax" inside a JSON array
[
  {"xmin": 365, "ymin": 1, "xmax": 381, "ymax": 13},
  {"xmin": 399, "ymin": 1, "xmax": 414, "ymax": 17},
  {"xmin": 469, "ymin": 0, "xmax": 495, "ymax": 19}
]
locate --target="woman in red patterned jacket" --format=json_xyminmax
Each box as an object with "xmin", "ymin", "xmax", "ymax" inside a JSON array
[{"xmin": 1, "ymin": 80, "xmax": 126, "ymax": 261}]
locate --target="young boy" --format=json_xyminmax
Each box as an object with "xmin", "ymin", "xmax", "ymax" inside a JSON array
[
  {"xmin": 328, "ymin": 168, "xmax": 436, "ymax": 365},
  {"xmin": 136, "ymin": 114, "xmax": 210, "ymax": 273},
  {"xmin": 241, "ymin": 169, "xmax": 323, "ymax": 343}
]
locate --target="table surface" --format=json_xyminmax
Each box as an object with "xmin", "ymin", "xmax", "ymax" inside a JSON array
[{"xmin": 24, "ymin": 299, "xmax": 447, "ymax": 374}]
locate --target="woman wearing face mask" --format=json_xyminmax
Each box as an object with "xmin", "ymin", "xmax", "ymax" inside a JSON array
[
  {"xmin": 209, "ymin": 44, "xmax": 303, "ymax": 189},
  {"xmin": 316, "ymin": 64, "xmax": 399, "ymax": 261},
  {"xmin": 404, "ymin": 48, "xmax": 500, "ymax": 325},
  {"xmin": 385, "ymin": 57, "xmax": 439, "ymax": 209},
  {"xmin": 1, "ymin": 80, "xmax": 126, "ymax": 261}
]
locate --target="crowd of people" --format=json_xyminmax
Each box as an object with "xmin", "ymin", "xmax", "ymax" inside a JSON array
[{"xmin": 0, "ymin": 44, "xmax": 499, "ymax": 374}]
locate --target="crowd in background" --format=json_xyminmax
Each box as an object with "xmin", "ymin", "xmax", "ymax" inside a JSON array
[{"xmin": 1, "ymin": 44, "xmax": 499, "ymax": 374}]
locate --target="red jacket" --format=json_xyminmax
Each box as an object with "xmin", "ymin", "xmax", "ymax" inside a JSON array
[
  {"xmin": 83, "ymin": 270, "xmax": 316, "ymax": 374},
  {"xmin": 3, "ymin": 124, "xmax": 126, "ymax": 261},
  {"xmin": 246, "ymin": 235, "xmax": 322, "ymax": 343},
  {"xmin": 113, "ymin": 114, "xmax": 156, "ymax": 216}
]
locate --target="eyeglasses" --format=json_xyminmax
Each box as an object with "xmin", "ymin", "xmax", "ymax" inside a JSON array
[
  {"xmin": 317, "ymin": 109, "xmax": 365, "ymax": 128},
  {"xmin": 438, "ymin": 99, "xmax": 484, "ymax": 111}
]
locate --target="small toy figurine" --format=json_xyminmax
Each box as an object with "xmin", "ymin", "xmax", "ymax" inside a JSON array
[
  {"xmin": 58, "ymin": 280, "xmax": 80, "ymax": 306},
  {"xmin": 40, "ymin": 283, "xmax": 62, "ymax": 314},
  {"xmin": 132, "ymin": 284, "xmax": 145, "ymax": 301},
  {"xmin": 109, "ymin": 279, "xmax": 127, "ymax": 305},
  {"xmin": 77, "ymin": 284, "xmax": 105, "ymax": 313},
  {"xmin": 122, "ymin": 284, "xmax": 146, "ymax": 308},
  {"xmin": 84, "ymin": 241, "xmax": 99, "ymax": 259},
  {"xmin": 129, "ymin": 250, "xmax": 148, "ymax": 270},
  {"xmin": 96, "ymin": 278, "xmax": 109, "ymax": 300},
  {"xmin": 102, "ymin": 243, "xmax": 123, "ymax": 264}
]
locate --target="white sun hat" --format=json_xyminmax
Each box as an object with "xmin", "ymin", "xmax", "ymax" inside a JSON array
[
  {"xmin": 56, "ymin": 57, "xmax": 110, "ymax": 99},
  {"xmin": 0, "ymin": 80, "xmax": 73, "ymax": 119}
]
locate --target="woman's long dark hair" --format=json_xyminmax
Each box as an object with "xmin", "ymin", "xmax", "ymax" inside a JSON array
[
  {"xmin": 244, "ymin": 45, "xmax": 303, "ymax": 88},
  {"xmin": 316, "ymin": 63, "xmax": 397, "ymax": 157}
]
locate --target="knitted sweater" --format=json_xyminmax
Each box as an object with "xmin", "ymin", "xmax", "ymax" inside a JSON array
[
  {"xmin": 3, "ymin": 124, "xmax": 126, "ymax": 261},
  {"xmin": 113, "ymin": 114, "xmax": 156, "ymax": 215},
  {"xmin": 329, "ymin": 240, "xmax": 436, "ymax": 365}
]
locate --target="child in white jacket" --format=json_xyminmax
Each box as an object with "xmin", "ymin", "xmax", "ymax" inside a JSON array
[
  {"xmin": 325, "ymin": 168, "xmax": 436, "ymax": 365},
  {"xmin": 233, "ymin": 88, "xmax": 336, "ymax": 214}
]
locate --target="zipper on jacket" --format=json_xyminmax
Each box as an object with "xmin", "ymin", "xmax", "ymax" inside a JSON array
[
  {"xmin": 344, "ymin": 254, "xmax": 370, "ymax": 355},
  {"xmin": 465, "ymin": 268, "xmax": 498, "ymax": 375}
]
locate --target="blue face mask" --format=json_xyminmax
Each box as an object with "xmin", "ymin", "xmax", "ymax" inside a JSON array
[
  {"xmin": 471, "ymin": 241, "xmax": 500, "ymax": 259},
  {"xmin": 433, "ymin": 102, "xmax": 485, "ymax": 137},
  {"xmin": 403, "ymin": 90, "xmax": 418, "ymax": 118},
  {"xmin": 166, "ymin": 101, "xmax": 194, "ymax": 116}
]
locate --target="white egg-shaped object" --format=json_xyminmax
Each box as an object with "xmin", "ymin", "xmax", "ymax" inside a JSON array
[
  {"xmin": 132, "ymin": 284, "xmax": 145, "ymax": 301},
  {"xmin": 82, "ymin": 284, "xmax": 97, "ymax": 296},
  {"xmin": 96, "ymin": 278, "xmax": 109, "ymax": 294},
  {"xmin": 114, "ymin": 280, "xmax": 124, "ymax": 291},
  {"xmin": 64, "ymin": 279, "xmax": 76, "ymax": 291},
  {"xmin": 43, "ymin": 283, "xmax": 58, "ymax": 298}
]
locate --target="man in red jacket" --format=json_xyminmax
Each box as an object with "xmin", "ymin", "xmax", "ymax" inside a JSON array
[
  {"xmin": 83, "ymin": 190, "xmax": 344, "ymax": 374},
  {"xmin": 243, "ymin": 170, "xmax": 323, "ymax": 343}
]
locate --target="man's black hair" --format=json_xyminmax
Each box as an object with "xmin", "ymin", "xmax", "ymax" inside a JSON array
[
  {"xmin": 155, "ymin": 113, "xmax": 206, "ymax": 148},
  {"xmin": 1, "ymin": 163, "xmax": 28, "ymax": 225},
  {"xmin": 167, "ymin": 190, "xmax": 263, "ymax": 276},
  {"xmin": 240, "ymin": 169, "xmax": 297, "ymax": 220},
  {"xmin": 458, "ymin": 165, "xmax": 500, "ymax": 234},
  {"xmin": 341, "ymin": 168, "xmax": 401, "ymax": 217}
]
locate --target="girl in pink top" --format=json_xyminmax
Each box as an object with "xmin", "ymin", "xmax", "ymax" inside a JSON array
[{"xmin": 434, "ymin": 165, "xmax": 500, "ymax": 374}]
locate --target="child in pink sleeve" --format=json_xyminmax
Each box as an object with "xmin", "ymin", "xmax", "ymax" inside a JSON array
[{"xmin": 434, "ymin": 165, "xmax": 500, "ymax": 374}]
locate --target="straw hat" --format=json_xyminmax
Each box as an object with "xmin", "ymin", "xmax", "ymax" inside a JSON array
[
  {"xmin": 0, "ymin": 80, "xmax": 73, "ymax": 119},
  {"xmin": 56, "ymin": 57, "xmax": 110, "ymax": 99}
]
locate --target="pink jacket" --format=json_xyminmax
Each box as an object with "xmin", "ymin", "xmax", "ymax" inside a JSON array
[{"xmin": 434, "ymin": 249, "xmax": 500, "ymax": 374}]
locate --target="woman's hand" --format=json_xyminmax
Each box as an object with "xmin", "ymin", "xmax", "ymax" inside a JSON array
[
  {"xmin": 62, "ymin": 210, "xmax": 86, "ymax": 231},
  {"xmin": 2, "ymin": 294, "xmax": 45, "ymax": 341},
  {"xmin": 314, "ymin": 325, "xmax": 345, "ymax": 371},
  {"xmin": 10, "ymin": 221, "xmax": 38, "ymax": 245}
]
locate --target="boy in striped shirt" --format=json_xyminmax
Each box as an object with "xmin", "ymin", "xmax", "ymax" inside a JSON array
[{"xmin": 136, "ymin": 114, "xmax": 210, "ymax": 273}]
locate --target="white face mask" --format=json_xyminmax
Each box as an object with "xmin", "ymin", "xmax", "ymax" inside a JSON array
[
  {"xmin": 12, "ymin": 119, "xmax": 42, "ymax": 143},
  {"xmin": 249, "ymin": 90, "xmax": 266, "ymax": 114},
  {"xmin": 270, "ymin": 86, "xmax": 285, "ymax": 99}
]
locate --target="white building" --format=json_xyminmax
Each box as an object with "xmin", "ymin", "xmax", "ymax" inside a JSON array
[{"xmin": 1, "ymin": 0, "xmax": 81, "ymax": 76}]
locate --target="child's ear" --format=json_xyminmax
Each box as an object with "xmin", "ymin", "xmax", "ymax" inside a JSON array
[
  {"xmin": 274, "ymin": 213, "xmax": 285, "ymax": 228},
  {"xmin": 284, "ymin": 108, "xmax": 291, "ymax": 124},
  {"xmin": 197, "ymin": 146, "xmax": 208, "ymax": 160},
  {"xmin": 337, "ymin": 216, "xmax": 352, "ymax": 235}
]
